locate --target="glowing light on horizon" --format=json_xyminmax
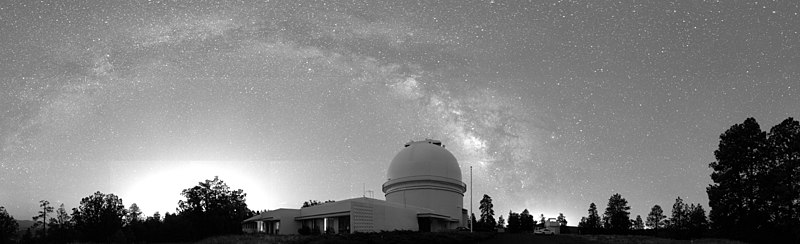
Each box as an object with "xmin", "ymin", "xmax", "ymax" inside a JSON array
[{"xmin": 120, "ymin": 161, "xmax": 271, "ymax": 216}]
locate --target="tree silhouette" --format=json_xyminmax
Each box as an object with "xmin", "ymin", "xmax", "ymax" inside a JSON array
[
  {"xmin": 557, "ymin": 213, "xmax": 567, "ymax": 227},
  {"xmin": 0, "ymin": 206, "xmax": 18, "ymax": 243},
  {"xmin": 669, "ymin": 197, "xmax": 688, "ymax": 230},
  {"xmin": 497, "ymin": 215, "xmax": 505, "ymax": 229},
  {"xmin": 520, "ymin": 209, "xmax": 534, "ymax": 232},
  {"xmin": 539, "ymin": 214, "xmax": 546, "ymax": 228},
  {"xmin": 688, "ymin": 204, "xmax": 708, "ymax": 235},
  {"xmin": 646, "ymin": 205, "xmax": 666, "ymax": 230},
  {"xmin": 583, "ymin": 202, "xmax": 601, "ymax": 229},
  {"xmin": 72, "ymin": 191, "xmax": 127, "ymax": 242},
  {"xmin": 603, "ymin": 193, "xmax": 631, "ymax": 232},
  {"xmin": 632, "ymin": 215, "xmax": 644, "ymax": 230},
  {"xmin": 32, "ymin": 200, "xmax": 53, "ymax": 238},
  {"xmin": 708, "ymin": 117, "xmax": 800, "ymax": 241},
  {"xmin": 478, "ymin": 194, "xmax": 496, "ymax": 231},
  {"xmin": 301, "ymin": 200, "xmax": 335, "ymax": 208},
  {"xmin": 49, "ymin": 203, "xmax": 71, "ymax": 229},
  {"xmin": 127, "ymin": 203, "xmax": 142, "ymax": 225},
  {"xmin": 47, "ymin": 203, "xmax": 72, "ymax": 241},
  {"xmin": 506, "ymin": 211, "xmax": 520, "ymax": 233},
  {"xmin": 178, "ymin": 176, "xmax": 250, "ymax": 239}
]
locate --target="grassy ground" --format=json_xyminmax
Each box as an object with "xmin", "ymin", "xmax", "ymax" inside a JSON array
[
  {"xmin": 570, "ymin": 234, "xmax": 746, "ymax": 244},
  {"xmin": 198, "ymin": 231, "xmax": 494, "ymax": 244},
  {"xmin": 198, "ymin": 232, "xmax": 745, "ymax": 244}
]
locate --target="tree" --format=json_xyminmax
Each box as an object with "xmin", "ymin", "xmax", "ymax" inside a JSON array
[
  {"xmin": 301, "ymin": 200, "xmax": 335, "ymax": 208},
  {"xmin": 584, "ymin": 202, "xmax": 602, "ymax": 229},
  {"xmin": 557, "ymin": 213, "xmax": 567, "ymax": 226},
  {"xmin": 708, "ymin": 117, "xmax": 800, "ymax": 241},
  {"xmin": 669, "ymin": 197, "xmax": 689, "ymax": 230},
  {"xmin": 32, "ymin": 200, "xmax": 54, "ymax": 238},
  {"xmin": 507, "ymin": 211, "xmax": 521, "ymax": 233},
  {"xmin": 47, "ymin": 203, "xmax": 73, "ymax": 241},
  {"xmin": 707, "ymin": 118, "xmax": 768, "ymax": 237},
  {"xmin": 478, "ymin": 194, "xmax": 496, "ymax": 231},
  {"xmin": 688, "ymin": 204, "xmax": 708, "ymax": 233},
  {"xmin": 178, "ymin": 176, "xmax": 250, "ymax": 239},
  {"xmin": 764, "ymin": 118, "xmax": 800, "ymax": 240},
  {"xmin": 146, "ymin": 212, "xmax": 161, "ymax": 223},
  {"xmin": 72, "ymin": 191, "xmax": 127, "ymax": 242},
  {"xmin": 520, "ymin": 209, "xmax": 534, "ymax": 232},
  {"xmin": 633, "ymin": 215, "xmax": 644, "ymax": 230},
  {"xmin": 578, "ymin": 217, "xmax": 587, "ymax": 228},
  {"xmin": 0, "ymin": 206, "xmax": 19, "ymax": 243},
  {"xmin": 49, "ymin": 203, "xmax": 71, "ymax": 229},
  {"xmin": 646, "ymin": 205, "xmax": 666, "ymax": 230},
  {"xmin": 539, "ymin": 214, "xmax": 546, "ymax": 228},
  {"xmin": 127, "ymin": 203, "xmax": 142, "ymax": 225},
  {"xmin": 497, "ymin": 215, "xmax": 505, "ymax": 229},
  {"xmin": 603, "ymin": 193, "xmax": 631, "ymax": 232}
]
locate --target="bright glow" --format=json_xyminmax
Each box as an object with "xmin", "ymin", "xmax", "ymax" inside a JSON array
[{"xmin": 120, "ymin": 161, "xmax": 270, "ymax": 216}]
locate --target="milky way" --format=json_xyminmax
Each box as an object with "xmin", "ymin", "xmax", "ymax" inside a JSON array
[{"xmin": 1, "ymin": 0, "xmax": 798, "ymax": 225}]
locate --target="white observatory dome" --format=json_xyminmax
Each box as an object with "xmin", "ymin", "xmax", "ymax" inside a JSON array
[{"xmin": 386, "ymin": 139, "xmax": 462, "ymax": 181}]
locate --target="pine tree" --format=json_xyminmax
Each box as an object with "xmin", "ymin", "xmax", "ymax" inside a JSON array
[
  {"xmin": 478, "ymin": 194, "xmax": 496, "ymax": 231},
  {"xmin": 603, "ymin": 193, "xmax": 631, "ymax": 232},
  {"xmin": 646, "ymin": 205, "xmax": 666, "ymax": 230},
  {"xmin": 497, "ymin": 215, "xmax": 505, "ymax": 229},
  {"xmin": 585, "ymin": 202, "xmax": 601, "ymax": 229},
  {"xmin": 633, "ymin": 215, "xmax": 644, "ymax": 230},
  {"xmin": 32, "ymin": 200, "xmax": 54, "ymax": 238}
]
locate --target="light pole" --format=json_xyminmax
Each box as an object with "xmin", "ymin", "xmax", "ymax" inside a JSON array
[{"xmin": 470, "ymin": 165, "xmax": 473, "ymax": 233}]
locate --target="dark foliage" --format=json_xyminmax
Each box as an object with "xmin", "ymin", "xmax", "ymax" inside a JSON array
[
  {"xmin": 645, "ymin": 204, "xmax": 666, "ymax": 230},
  {"xmin": 506, "ymin": 211, "xmax": 521, "ymax": 233},
  {"xmin": 602, "ymin": 193, "xmax": 631, "ymax": 232},
  {"xmin": 496, "ymin": 215, "xmax": 505, "ymax": 229},
  {"xmin": 46, "ymin": 203, "xmax": 75, "ymax": 242},
  {"xmin": 0, "ymin": 207, "xmax": 18, "ymax": 243},
  {"xmin": 666, "ymin": 197, "xmax": 708, "ymax": 239},
  {"xmin": 519, "ymin": 209, "xmax": 534, "ymax": 232},
  {"xmin": 301, "ymin": 200, "xmax": 335, "ymax": 208},
  {"xmin": 579, "ymin": 202, "xmax": 602, "ymax": 232},
  {"xmin": 708, "ymin": 117, "xmax": 800, "ymax": 242},
  {"xmin": 477, "ymin": 194, "xmax": 496, "ymax": 231},
  {"xmin": 71, "ymin": 191, "xmax": 127, "ymax": 242},
  {"xmin": 31, "ymin": 200, "xmax": 53, "ymax": 239},
  {"xmin": 176, "ymin": 176, "xmax": 251, "ymax": 241},
  {"xmin": 632, "ymin": 215, "xmax": 644, "ymax": 230},
  {"xmin": 557, "ymin": 213, "xmax": 567, "ymax": 227}
]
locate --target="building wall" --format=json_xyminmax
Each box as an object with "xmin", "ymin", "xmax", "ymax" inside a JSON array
[
  {"xmin": 274, "ymin": 209, "xmax": 300, "ymax": 235},
  {"xmin": 359, "ymin": 200, "xmax": 419, "ymax": 232},
  {"xmin": 386, "ymin": 188, "xmax": 463, "ymax": 225}
]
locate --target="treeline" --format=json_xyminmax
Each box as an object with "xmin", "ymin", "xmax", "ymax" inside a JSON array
[
  {"xmin": 576, "ymin": 193, "xmax": 708, "ymax": 239},
  {"xmin": 576, "ymin": 117, "xmax": 799, "ymax": 242},
  {"xmin": 468, "ymin": 194, "xmax": 567, "ymax": 233},
  {"xmin": 0, "ymin": 176, "xmax": 253, "ymax": 243},
  {"xmin": 707, "ymin": 117, "xmax": 799, "ymax": 242}
]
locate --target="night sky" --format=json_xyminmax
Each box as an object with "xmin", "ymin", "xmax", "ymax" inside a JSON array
[{"xmin": 1, "ymin": 0, "xmax": 798, "ymax": 225}]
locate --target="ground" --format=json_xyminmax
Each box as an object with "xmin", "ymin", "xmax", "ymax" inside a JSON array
[{"xmin": 199, "ymin": 232, "xmax": 746, "ymax": 244}]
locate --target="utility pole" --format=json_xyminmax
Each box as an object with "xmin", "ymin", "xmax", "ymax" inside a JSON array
[{"xmin": 470, "ymin": 165, "xmax": 473, "ymax": 233}]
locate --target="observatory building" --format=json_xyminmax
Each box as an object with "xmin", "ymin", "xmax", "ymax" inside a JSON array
[{"xmin": 242, "ymin": 139, "xmax": 468, "ymax": 234}]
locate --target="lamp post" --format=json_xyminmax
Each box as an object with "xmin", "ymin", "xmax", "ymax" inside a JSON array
[{"xmin": 470, "ymin": 165, "xmax": 473, "ymax": 233}]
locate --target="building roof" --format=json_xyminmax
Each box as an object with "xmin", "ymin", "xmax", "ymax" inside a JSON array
[{"xmin": 387, "ymin": 139, "xmax": 462, "ymax": 182}]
